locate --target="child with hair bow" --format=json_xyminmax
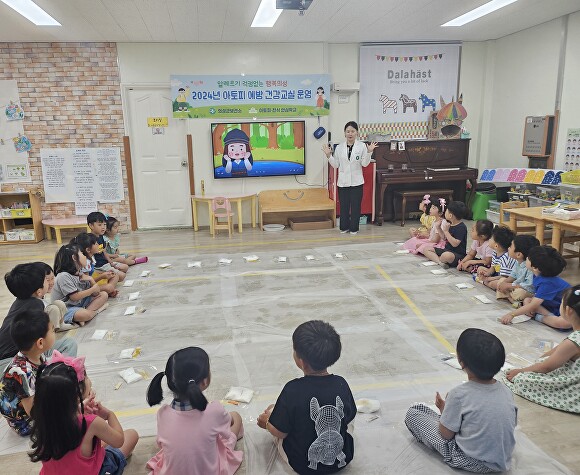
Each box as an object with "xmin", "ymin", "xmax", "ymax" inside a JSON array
[
  {"xmin": 408, "ymin": 194, "xmax": 436, "ymax": 238},
  {"xmin": 402, "ymin": 196, "xmax": 447, "ymax": 255}
]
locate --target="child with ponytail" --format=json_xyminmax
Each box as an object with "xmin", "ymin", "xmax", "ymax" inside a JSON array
[{"xmin": 146, "ymin": 347, "xmax": 243, "ymax": 475}]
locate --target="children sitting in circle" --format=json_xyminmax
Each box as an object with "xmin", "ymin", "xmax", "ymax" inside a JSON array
[
  {"xmin": 476, "ymin": 225, "xmax": 517, "ymax": 289},
  {"xmin": 146, "ymin": 347, "xmax": 243, "ymax": 475},
  {"xmin": 500, "ymin": 245, "xmax": 571, "ymax": 329},
  {"xmin": 456, "ymin": 220, "xmax": 494, "ymax": 274},
  {"xmin": 28, "ymin": 352, "xmax": 139, "ymax": 474},
  {"xmin": 104, "ymin": 216, "xmax": 148, "ymax": 267},
  {"xmin": 405, "ymin": 328, "xmax": 517, "ymax": 472},
  {"xmin": 503, "ymin": 285, "xmax": 580, "ymax": 413},
  {"xmin": 422, "ymin": 201, "xmax": 468, "ymax": 268},
  {"xmin": 402, "ymin": 196, "xmax": 447, "ymax": 255}
]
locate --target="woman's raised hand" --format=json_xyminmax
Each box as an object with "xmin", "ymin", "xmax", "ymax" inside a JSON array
[
  {"xmin": 322, "ymin": 143, "xmax": 332, "ymax": 158},
  {"xmin": 367, "ymin": 141, "xmax": 379, "ymax": 153}
]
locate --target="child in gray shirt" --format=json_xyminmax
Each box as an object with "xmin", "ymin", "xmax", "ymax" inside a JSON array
[{"xmin": 405, "ymin": 328, "xmax": 517, "ymax": 472}]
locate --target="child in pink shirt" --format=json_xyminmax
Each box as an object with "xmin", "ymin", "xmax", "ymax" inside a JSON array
[
  {"xmin": 456, "ymin": 220, "xmax": 494, "ymax": 274},
  {"xmin": 146, "ymin": 347, "xmax": 243, "ymax": 475}
]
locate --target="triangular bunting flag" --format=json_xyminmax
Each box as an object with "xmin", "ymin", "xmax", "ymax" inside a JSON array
[{"xmin": 439, "ymin": 54, "xmax": 443, "ymax": 59}]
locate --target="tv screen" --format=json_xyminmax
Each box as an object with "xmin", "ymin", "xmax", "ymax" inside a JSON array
[{"xmin": 212, "ymin": 121, "xmax": 305, "ymax": 179}]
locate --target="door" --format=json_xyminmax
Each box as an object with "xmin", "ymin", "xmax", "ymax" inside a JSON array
[{"xmin": 127, "ymin": 87, "xmax": 191, "ymax": 228}]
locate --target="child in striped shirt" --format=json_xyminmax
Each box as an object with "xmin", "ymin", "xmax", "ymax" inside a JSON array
[{"xmin": 477, "ymin": 225, "xmax": 516, "ymax": 290}]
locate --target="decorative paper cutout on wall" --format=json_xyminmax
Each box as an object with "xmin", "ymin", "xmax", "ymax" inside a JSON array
[
  {"xmin": 13, "ymin": 135, "xmax": 31, "ymax": 153},
  {"xmin": 5, "ymin": 102, "xmax": 24, "ymax": 121}
]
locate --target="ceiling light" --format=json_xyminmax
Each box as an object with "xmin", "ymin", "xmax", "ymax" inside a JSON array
[
  {"xmin": 1, "ymin": 0, "xmax": 61, "ymax": 26},
  {"xmin": 441, "ymin": 0, "xmax": 518, "ymax": 27},
  {"xmin": 251, "ymin": 0, "xmax": 282, "ymax": 28}
]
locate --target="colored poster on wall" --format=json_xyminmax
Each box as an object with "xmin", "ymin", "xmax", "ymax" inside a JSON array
[
  {"xmin": 170, "ymin": 74, "xmax": 330, "ymax": 119},
  {"xmin": 565, "ymin": 128, "xmax": 580, "ymax": 170},
  {"xmin": 359, "ymin": 44, "xmax": 460, "ymax": 140}
]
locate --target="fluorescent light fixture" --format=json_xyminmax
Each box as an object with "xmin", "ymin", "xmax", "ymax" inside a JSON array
[
  {"xmin": 442, "ymin": 0, "xmax": 518, "ymax": 27},
  {"xmin": 251, "ymin": 0, "xmax": 282, "ymax": 28},
  {"xmin": 1, "ymin": 0, "xmax": 61, "ymax": 26}
]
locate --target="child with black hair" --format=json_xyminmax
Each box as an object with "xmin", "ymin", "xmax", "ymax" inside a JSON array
[
  {"xmin": 422, "ymin": 200, "xmax": 468, "ymax": 268},
  {"xmin": 52, "ymin": 244, "xmax": 109, "ymax": 325},
  {"xmin": 456, "ymin": 220, "xmax": 494, "ymax": 274},
  {"xmin": 500, "ymin": 245, "xmax": 571, "ymax": 329},
  {"xmin": 104, "ymin": 216, "xmax": 148, "ymax": 266},
  {"xmin": 146, "ymin": 347, "xmax": 243, "ymax": 475},
  {"xmin": 28, "ymin": 353, "xmax": 138, "ymax": 473},
  {"xmin": 504, "ymin": 285, "xmax": 580, "ymax": 413},
  {"xmin": 37, "ymin": 262, "xmax": 71, "ymax": 332},
  {"xmin": 408, "ymin": 194, "xmax": 436, "ymax": 238},
  {"xmin": 257, "ymin": 320, "xmax": 356, "ymax": 474},
  {"xmin": 402, "ymin": 196, "xmax": 447, "ymax": 254},
  {"xmin": 405, "ymin": 328, "xmax": 517, "ymax": 473},
  {"xmin": 86, "ymin": 211, "xmax": 127, "ymax": 281},
  {"xmin": 476, "ymin": 225, "xmax": 516, "ymax": 290},
  {"xmin": 0, "ymin": 310, "xmax": 55, "ymax": 435},
  {"xmin": 0, "ymin": 264, "xmax": 77, "ymax": 369},
  {"xmin": 496, "ymin": 235, "xmax": 540, "ymax": 305}
]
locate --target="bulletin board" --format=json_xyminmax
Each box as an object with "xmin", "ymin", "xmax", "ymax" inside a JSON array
[
  {"xmin": 40, "ymin": 147, "xmax": 124, "ymax": 215},
  {"xmin": 0, "ymin": 80, "xmax": 32, "ymax": 183}
]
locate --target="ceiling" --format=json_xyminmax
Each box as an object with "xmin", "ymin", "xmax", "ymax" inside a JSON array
[{"xmin": 1, "ymin": 0, "xmax": 580, "ymax": 43}]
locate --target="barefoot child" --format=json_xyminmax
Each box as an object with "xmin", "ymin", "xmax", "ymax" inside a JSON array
[
  {"xmin": 104, "ymin": 216, "xmax": 148, "ymax": 267},
  {"xmin": 504, "ymin": 285, "xmax": 580, "ymax": 413},
  {"xmin": 407, "ymin": 194, "xmax": 436, "ymax": 238},
  {"xmin": 403, "ymin": 197, "xmax": 446, "ymax": 255},
  {"xmin": 476, "ymin": 225, "xmax": 516, "ymax": 290},
  {"xmin": 87, "ymin": 212, "xmax": 127, "ymax": 282},
  {"xmin": 456, "ymin": 220, "xmax": 493, "ymax": 274},
  {"xmin": 422, "ymin": 201, "xmax": 468, "ymax": 268}
]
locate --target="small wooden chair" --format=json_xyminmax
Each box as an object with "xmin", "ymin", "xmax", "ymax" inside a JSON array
[{"xmin": 211, "ymin": 197, "xmax": 234, "ymax": 237}]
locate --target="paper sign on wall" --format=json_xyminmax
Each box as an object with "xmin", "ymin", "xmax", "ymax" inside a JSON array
[{"xmin": 147, "ymin": 117, "xmax": 168, "ymax": 127}]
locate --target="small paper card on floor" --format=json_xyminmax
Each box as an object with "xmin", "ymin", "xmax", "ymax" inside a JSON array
[
  {"xmin": 393, "ymin": 241, "xmax": 405, "ymax": 245},
  {"xmin": 395, "ymin": 249, "xmax": 410, "ymax": 254},
  {"xmin": 187, "ymin": 261, "xmax": 202, "ymax": 268},
  {"xmin": 219, "ymin": 258, "xmax": 232, "ymax": 265},
  {"xmin": 224, "ymin": 386, "xmax": 254, "ymax": 403},
  {"xmin": 90, "ymin": 329, "xmax": 108, "ymax": 340},
  {"xmin": 456, "ymin": 283, "xmax": 474, "ymax": 289},
  {"xmin": 128, "ymin": 292, "xmax": 140, "ymax": 301},
  {"xmin": 243, "ymin": 255, "xmax": 259, "ymax": 262},
  {"xmin": 158, "ymin": 263, "xmax": 171, "ymax": 268},
  {"xmin": 422, "ymin": 261, "xmax": 438, "ymax": 266},
  {"xmin": 474, "ymin": 294, "xmax": 492, "ymax": 304},
  {"xmin": 119, "ymin": 348, "xmax": 136, "ymax": 359},
  {"xmin": 277, "ymin": 256, "xmax": 287, "ymax": 263},
  {"xmin": 355, "ymin": 398, "xmax": 380, "ymax": 413},
  {"xmin": 431, "ymin": 269, "xmax": 448, "ymax": 275},
  {"xmin": 334, "ymin": 253, "xmax": 345, "ymax": 259},
  {"xmin": 140, "ymin": 270, "xmax": 150, "ymax": 277},
  {"xmin": 118, "ymin": 367, "xmax": 143, "ymax": 384},
  {"xmin": 305, "ymin": 255, "xmax": 315, "ymax": 261},
  {"xmin": 124, "ymin": 306, "xmax": 136, "ymax": 316},
  {"xmin": 123, "ymin": 280, "xmax": 134, "ymax": 287},
  {"xmin": 497, "ymin": 315, "xmax": 531, "ymax": 324},
  {"xmin": 443, "ymin": 357, "xmax": 463, "ymax": 370}
]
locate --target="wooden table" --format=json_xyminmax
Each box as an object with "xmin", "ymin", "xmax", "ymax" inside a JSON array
[
  {"xmin": 42, "ymin": 218, "xmax": 91, "ymax": 244},
  {"xmin": 191, "ymin": 193, "xmax": 257, "ymax": 235},
  {"xmin": 509, "ymin": 206, "xmax": 580, "ymax": 257}
]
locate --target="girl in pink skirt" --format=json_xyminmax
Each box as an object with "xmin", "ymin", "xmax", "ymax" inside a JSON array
[{"xmin": 403, "ymin": 197, "xmax": 447, "ymax": 255}]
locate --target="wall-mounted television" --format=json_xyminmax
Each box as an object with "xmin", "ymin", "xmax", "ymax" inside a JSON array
[{"xmin": 212, "ymin": 121, "xmax": 305, "ymax": 179}]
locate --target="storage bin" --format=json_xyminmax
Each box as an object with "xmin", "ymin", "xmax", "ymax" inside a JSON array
[
  {"xmin": 507, "ymin": 192, "xmax": 529, "ymax": 202},
  {"xmin": 535, "ymin": 186, "xmax": 560, "ymax": 201},
  {"xmin": 560, "ymin": 170, "xmax": 580, "ymax": 184},
  {"xmin": 18, "ymin": 229, "xmax": 35, "ymax": 240},
  {"xmin": 487, "ymin": 200, "xmax": 501, "ymax": 212},
  {"xmin": 486, "ymin": 209, "xmax": 500, "ymax": 224},
  {"xmin": 5, "ymin": 230, "xmax": 20, "ymax": 241},
  {"xmin": 510, "ymin": 183, "xmax": 535, "ymax": 194},
  {"xmin": 10, "ymin": 208, "xmax": 32, "ymax": 218},
  {"xmin": 471, "ymin": 190, "xmax": 497, "ymax": 220},
  {"xmin": 1, "ymin": 209, "xmax": 12, "ymax": 218},
  {"xmin": 0, "ymin": 233, "xmax": 4, "ymax": 241},
  {"xmin": 528, "ymin": 196, "xmax": 553, "ymax": 208},
  {"xmin": 559, "ymin": 184, "xmax": 580, "ymax": 203}
]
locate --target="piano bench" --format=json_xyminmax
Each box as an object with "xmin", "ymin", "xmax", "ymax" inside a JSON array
[{"xmin": 393, "ymin": 189, "xmax": 454, "ymax": 227}]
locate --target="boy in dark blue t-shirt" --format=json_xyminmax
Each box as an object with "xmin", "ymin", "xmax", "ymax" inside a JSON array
[
  {"xmin": 86, "ymin": 211, "xmax": 127, "ymax": 282},
  {"xmin": 423, "ymin": 201, "xmax": 468, "ymax": 269}
]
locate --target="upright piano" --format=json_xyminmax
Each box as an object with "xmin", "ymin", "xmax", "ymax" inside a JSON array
[{"xmin": 373, "ymin": 138, "xmax": 478, "ymax": 225}]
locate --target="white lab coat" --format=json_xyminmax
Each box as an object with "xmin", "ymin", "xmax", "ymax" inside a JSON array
[{"xmin": 328, "ymin": 140, "xmax": 372, "ymax": 187}]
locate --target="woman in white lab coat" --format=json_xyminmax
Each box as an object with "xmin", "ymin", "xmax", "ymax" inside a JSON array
[{"xmin": 323, "ymin": 121, "xmax": 378, "ymax": 234}]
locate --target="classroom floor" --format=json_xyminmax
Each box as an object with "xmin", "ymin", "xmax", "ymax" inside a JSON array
[{"xmin": 0, "ymin": 222, "xmax": 578, "ymax": 475}]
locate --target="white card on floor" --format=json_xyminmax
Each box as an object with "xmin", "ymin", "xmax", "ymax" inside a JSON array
[
  {"xmin": 140, "ymin": 270, "xmax": 150, "ymax": 277},
  {"xmin": 123, "ymin": 280, "xmax": 134, "ymax": 287},
  {"xmin": 474, "ymin": 294, "xmax": 492, "ymax": 303},
  {"xmin": 128, "ymin": 292, "xmax": 140, "ymax": 301},
  {"xmin": 443, "ymin": 357, "xmax": 463, "ymax": 369},
  {"xmin": 395, "ymin": 249, "xmax": 410, "ymax": 254},
  {"xmin": 422, "ymin": 261, "xmax": 438, "ymax": 266},
  {"xmin": 243, "ymin": 255, "xmax": 259, "ymax": 262},
  {"xmin": 90, "ymin": 329, "xmax": 108, "ymax": 340},
  {"xmin": 456, "ymin": 283, "xmax": 474, "ymax": 289},
  {"xmin": 497, "ymin": 315, "xmax": 531, "ymax": 324},
  {"xmin": 187, "ymin": 261, "xmax": 202, "ymax": 268},
  {"xmin": 158, "ymin": 263, "xmax": 171, "ymax": 268},
  {"xmin": 393, "ymin": 241, "xmax": 405, "ymax": 245},
  {"xmin": 119, "ymin": 348, "xmax": 136, "ymax": 359},
  {"xmin": 305, "ymin": 255, "xmax": 315, "ymax": 261},
  {"xmin": 124, "ymin": 306, "xmax": 136, "ymax": 315},
  {"xmin": 219, "ymin": 258, "xmax": 232, "ymax": 265},
  {"xmin": 431, "ymin": 269, "xmax": 448, "ymax": 275},
  {"xmin": 334, "ymin": 253, "xmax": 345, "ymax": 259},
  {"xmin": 277, "ymin": 256, "xmax": 287, "ymax": 263}
]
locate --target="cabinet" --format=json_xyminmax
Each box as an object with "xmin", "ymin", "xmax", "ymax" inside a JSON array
[{"xmin": 0, "ymin": 192, "xmax": 44, "ymax": 245}]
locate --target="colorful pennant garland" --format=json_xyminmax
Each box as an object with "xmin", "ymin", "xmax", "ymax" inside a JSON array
[{"xmin": 375, "ymin": 54, "xmax": 444, "ymax": 62}]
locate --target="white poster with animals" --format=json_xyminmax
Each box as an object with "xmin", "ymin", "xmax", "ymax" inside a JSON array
[{"xmin": 358, "ymin": 44, "xmax": 460, "ymax": 139}]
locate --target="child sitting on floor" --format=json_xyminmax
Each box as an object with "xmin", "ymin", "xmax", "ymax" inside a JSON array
[
  {"xmin": 146, "ymin": 347, "xmax": 243, "ymax": 475},
  {"xmin": 503, "ymin": 285, "xmax": 580, "ymax": 414},
  {"xmin": 28, "ymin": 353, "xmax": 139, "ymax": 474},
  {"xmin": 496, "ymin": 234, "xmax": 540, "ymax": 306},
  {"xmin": 422, "ymin": 201, "xmax": 468, "ymax": 268},
  {"xmin": 104, "ymin": 216, "xmax": 147, "ymax": 267},
  {"xmin": 402, "ymin": 196, "xmax": 446, "ymax": 255},
  {"xmin": 476, "ymin": 225, "xmax": 516, "ymax": 290},
  {"xmin": 456, "ymin": 220, "xmax": 494, "ymax": 274},
  {"xmin": 257, "ymin": 320, "xmax": 356, "ymax": 474},
  {"xmin": 87, "ymin": 212, "xmax": 127, "ymax": 282},
  {"xmin": 500, "ymin": 245, "xmax": 571, "ymax": 329},
  {"xmin": 407, "ymin": 194, "xmax": 436, "ymax": 238},
  {"xmin": 405, "ymin": 328, "xmax": 517, "ymax": 473}
]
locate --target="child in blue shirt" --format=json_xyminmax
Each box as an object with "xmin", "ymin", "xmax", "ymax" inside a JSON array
[
  {"xmin": 500, "ymin": 245, "xmax": 571, "ymax": 329},
  {"xmin": 496, "ymin": 235, "xmax": 540, "ymax": 306}
]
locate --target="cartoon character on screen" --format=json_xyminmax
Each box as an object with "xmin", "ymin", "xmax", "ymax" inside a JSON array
[
  {"xmin": 222, "ymin": 129, "xmax": 253, "ymax": 177},
  {"xmin": 175, "ymin": 86, "xmax": 190, "ymax": 112},
  {"xmin": 316, "ymin": 87, "xmax": 325, "ymax": 108}
]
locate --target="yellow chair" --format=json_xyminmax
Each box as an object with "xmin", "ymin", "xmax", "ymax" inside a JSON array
[{"xmin": 211, "ymin": 197, "xmax": 234, "ymax": 237}]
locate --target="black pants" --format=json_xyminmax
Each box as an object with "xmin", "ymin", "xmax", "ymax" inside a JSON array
[{"xmin": 338, "ymin": 185, "xmax": 364, "ymax": 232}]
